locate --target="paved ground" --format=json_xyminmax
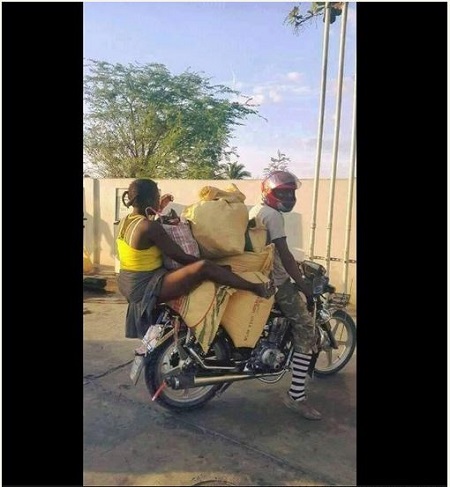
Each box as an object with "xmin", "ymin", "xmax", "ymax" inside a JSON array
[{"xmin": 83, "ymin": 274, "xmax": 356, "ymax": 486}]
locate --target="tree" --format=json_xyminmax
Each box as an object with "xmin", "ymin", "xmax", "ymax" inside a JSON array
[
  {"xmin": 284, "ymin": 2, "xmax": 344, "ymax": 34},
  {"xmin": 216, "ymin": 146, "xmax": 251, "ymax": 179},
  {"xmin": 263, "ymin": 150, "xmax": 291, "ymax": 176},
  {"xmin": 220, "ymin": 162, "xmax": 252, "ymax": 180},
  {"xmin": 84, "ymin": 60, "xmax": 259, "ymax": 179}
]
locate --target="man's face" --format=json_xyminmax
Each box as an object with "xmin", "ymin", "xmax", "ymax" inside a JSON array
[
  {"xmin": 273, "ymin": 188, "xmax": 296, "ymax": 201},
  {"xmin": 273, "ymin": 187, "xmax": 297, "ymax": 212}
]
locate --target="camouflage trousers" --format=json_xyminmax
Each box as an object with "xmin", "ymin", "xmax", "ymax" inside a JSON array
[{"xmin": 275, "ymin": 279, "xmax": 317, "ymax": 354}]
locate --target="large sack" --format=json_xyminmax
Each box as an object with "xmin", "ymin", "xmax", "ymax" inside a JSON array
[
  {"xmin": 213, "ymin": 244, "xmax": 274, "ymax": 277},
  {"xmin": 245, "ymin": 218, "xmax": 269, "ymax": 253},
  {"xmin": 220, "ymin": 272, "xmax": 274, "ymax": 348},
  {"xmin": 182, "ymin": 184, "xmax": 249, "ymax": 259},
  {"xmin": 167, "ymin": 282, "xmax": 235, "ymax": 353},
  {"xmin": 198, "ymin": 183, "xmax": 246, "ymax": 203}
]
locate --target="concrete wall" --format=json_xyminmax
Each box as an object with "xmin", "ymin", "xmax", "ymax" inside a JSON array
[{"xmin": 83, "ymin": 178, "xmax": 356, "ymax": 303}]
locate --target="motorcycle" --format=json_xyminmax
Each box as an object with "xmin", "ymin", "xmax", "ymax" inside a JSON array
[{"xmin": 130, "ymin": 260, "xmax": 356, "ymax": 411}]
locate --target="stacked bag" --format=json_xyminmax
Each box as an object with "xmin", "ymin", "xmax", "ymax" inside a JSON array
[
  {"xmin": 165, "ymin": 184, "xmax": 274, "ymax": 352},
  {"xmin": 181, "ymin": 183, "xmax": 249, "ymax": 258}
]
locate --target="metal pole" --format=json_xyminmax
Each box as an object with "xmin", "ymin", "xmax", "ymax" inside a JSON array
[
  {"xmin": 308, "ymin": 3, "xmax": 331, "ymax": 260},
  {"xmin": 324, "ymin": 2, "xmax": 348, "ymax": 274},
  {"xmin": 343, "ymin": 72, "xmax": 357, "ymax": 293}
]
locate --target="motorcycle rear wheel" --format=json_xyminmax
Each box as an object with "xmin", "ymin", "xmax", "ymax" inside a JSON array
[
  {"xmin": 314, "ymin": 310, "xmax": 356, "ymax": 376},
  {"xmin": 144, "ymin": 333, "xmax": 226, "ymax": 411}
]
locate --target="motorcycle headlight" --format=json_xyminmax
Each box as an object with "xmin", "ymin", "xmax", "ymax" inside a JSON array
[{"xmin": 312, "ymin": 276, "xmax": 329, "ymax": 295}]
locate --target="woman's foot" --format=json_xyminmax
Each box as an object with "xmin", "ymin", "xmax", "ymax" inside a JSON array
[{"xmin": 254, "ymin": 280, "xmax": 276, "ymax": 299}]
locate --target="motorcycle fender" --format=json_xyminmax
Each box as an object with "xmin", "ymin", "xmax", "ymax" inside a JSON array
[
  {"xmin": 331, "ymin": 309, "xmax": 355, "ymax": 327},
  {"xmin": 130, "ymin": 329, "xmax": 176, "ymax": 385}
]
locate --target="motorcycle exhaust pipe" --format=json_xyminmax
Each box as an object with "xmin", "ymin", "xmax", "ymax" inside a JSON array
[
  {"xmin": 166, "ymin": 371, "xmax": 283, "ymax": 390},
  {"xmin": 194, "ymin": 373, "xmax": 282, "ymax": 387}
]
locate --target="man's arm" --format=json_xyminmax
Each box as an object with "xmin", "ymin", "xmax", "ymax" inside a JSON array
[{"xmin": 273, "ymin": 237, "xmax": 311, "ymax": 298}]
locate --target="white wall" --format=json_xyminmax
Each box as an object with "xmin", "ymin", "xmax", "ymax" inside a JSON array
[{"xmin": 83, "ymin": 178, "xmax": 356, "ymax": 303}]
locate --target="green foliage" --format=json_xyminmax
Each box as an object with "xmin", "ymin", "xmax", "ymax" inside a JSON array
[
  {"xmin": 84, "ymin": 60, "xmax": 259, "ymax": 178},
  {"xmin": 216, "ymin": 146, "xmax": 252, "ymax": 179},
  {"xmin": 284, "ymin": 2, "xmax": 344, "ymax": 33},
  {"xmin": 218, "ymin": 162, "xmax": 252, "ymax": 180},
  {"xmin": 263, "ymin": 150, "xmax": 291, "ymax": 176}
]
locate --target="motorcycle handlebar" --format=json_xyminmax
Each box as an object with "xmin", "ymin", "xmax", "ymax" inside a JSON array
[
  {"xmin": 294, "ymin": 261, "xmax": 336, "ymax": 298},
  {"xmin": 293, "ymin": 280, "xmax": 336, "ymax": 297}
]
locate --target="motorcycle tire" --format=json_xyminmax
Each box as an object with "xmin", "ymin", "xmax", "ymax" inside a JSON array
[
  {"xmin": 314, "ymin": 310, "xmax": 356, "ymax": 376},
  {"xmin": 144, "ymin": 332, "xmax": 226, "ymax": 411}
]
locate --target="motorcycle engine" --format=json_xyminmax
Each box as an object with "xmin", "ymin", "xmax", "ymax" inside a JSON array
[
  {"xmin": 248, "ymin": 317, "xmax": 288, "ymax": 372},
  {"xmin": 253, "ymin": 343, "xmax": 285, "ymax": 371}
]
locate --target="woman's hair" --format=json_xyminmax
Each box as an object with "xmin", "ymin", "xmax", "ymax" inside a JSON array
[{"xmin": 122, "ymin": 179, "xmax": 159, "ymax": 209}]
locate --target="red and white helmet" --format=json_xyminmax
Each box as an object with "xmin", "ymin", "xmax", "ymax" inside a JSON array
[{"xmin": 261, "ymin": 170, "xmax": 301, "ymax": 212}]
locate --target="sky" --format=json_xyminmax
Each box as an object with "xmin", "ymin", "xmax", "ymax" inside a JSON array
[{"xmin": 84, "ymin": 2, "xmax": 356, "ymax": 180}]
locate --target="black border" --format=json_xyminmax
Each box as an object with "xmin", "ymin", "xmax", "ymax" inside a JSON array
[
  {"xmin": 356, "ymin": 2, "xmax": 447, "ymax": 485},
  {"xmin": 2, "ymin": 2, "xmax": 447, "ymax": 486},
  {"xmin": 3, "ymin": 2, "xmax": 83, "ymax": 486}
]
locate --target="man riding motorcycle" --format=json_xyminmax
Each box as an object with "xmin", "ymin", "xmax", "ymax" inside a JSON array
[{"xmin": 249, "ymin": 170, "xmax": 322, "ymax": 420}]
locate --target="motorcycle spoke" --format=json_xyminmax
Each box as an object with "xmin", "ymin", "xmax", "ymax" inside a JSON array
[
  {"xmin": 152, "ymin": 336, "xmax": 221, "ymax": 405},
  {"xmin": 331, "ymin": 322, "xmax": 348, "ymax": 345},
  {"xmin": 331, "ymin": 321, "xmax": 341, "ymax": 335},
  {"xmin": 325, "ymin": 349, "xmax": 334, "ymax": 366}
]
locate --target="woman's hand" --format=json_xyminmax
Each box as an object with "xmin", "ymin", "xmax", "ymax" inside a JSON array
[{"xmin": 159, "ymin": 193, "xmax": 174, "ymax": 211}]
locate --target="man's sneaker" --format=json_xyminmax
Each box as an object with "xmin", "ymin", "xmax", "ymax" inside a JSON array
[{"xmin": 283, "ymin": 393, "xmax": 322, "ymax": 420}]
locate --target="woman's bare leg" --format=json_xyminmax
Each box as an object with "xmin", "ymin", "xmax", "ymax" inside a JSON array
[{"xmin": 157, "ymin": 260, "xmax": 274, "ymax": 303}]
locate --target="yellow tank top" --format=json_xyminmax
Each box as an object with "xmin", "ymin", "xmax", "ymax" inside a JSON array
[{"xmin": 116, "ymin": 214, "xmax": 163, "ymax": 271}]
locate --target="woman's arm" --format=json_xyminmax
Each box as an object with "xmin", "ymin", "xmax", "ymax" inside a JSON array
[{"xmin": 146, "ymin": 220, "xmax": 200, "ymax": 266}]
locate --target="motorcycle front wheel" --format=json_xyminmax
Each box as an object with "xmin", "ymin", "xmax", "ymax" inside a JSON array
[
  {"xmin": 314, "ymin": 310, "xmax": 356, "ymax": 376},
  {"xmin": 145, "ymin": 333, "xmax": 226, "ymax": 411}
]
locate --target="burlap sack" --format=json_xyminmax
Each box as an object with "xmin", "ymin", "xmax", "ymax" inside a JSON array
[
  {"xmin": 213, "ymin": 244, "xmax": 274, "ymax": 277},
  {"xmin": 198, "ymin": 183, "xmax": 246, "ymax": 203},
  {"xmin": 220, "ymin": 271, "xmax": 275, "ymax": 348},
  {"xmin": 182, "ymin": 184, "xmax": 249, "ymax": 259},
  {"xmin": 167, "ymin": 282, "xmax": 235, "ymax": 353}
]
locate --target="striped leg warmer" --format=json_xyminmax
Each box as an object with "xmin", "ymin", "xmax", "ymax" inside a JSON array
[{"xmin": 289, "ymin": 352, "xmax": 312, "ymax": 402}]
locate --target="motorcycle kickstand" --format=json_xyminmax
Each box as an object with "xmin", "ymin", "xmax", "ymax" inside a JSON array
[
  {"xmin": 214, "ymin": 381, "xmax": 233, "ymax": 398},
  {"xmin": 307, "ymin": 352, "xmax": 319, "ymax": 379}
]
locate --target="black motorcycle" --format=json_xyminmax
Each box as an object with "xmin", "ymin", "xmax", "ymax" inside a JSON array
[{"xmin": 130, "ymin": 260, "xmax": 356, "ymax": 411}]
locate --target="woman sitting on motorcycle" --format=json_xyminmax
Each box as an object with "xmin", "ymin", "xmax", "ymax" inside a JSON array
[{"xmin": 116, "ymin": 178, "xmax": 276, "ymax": 339}]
